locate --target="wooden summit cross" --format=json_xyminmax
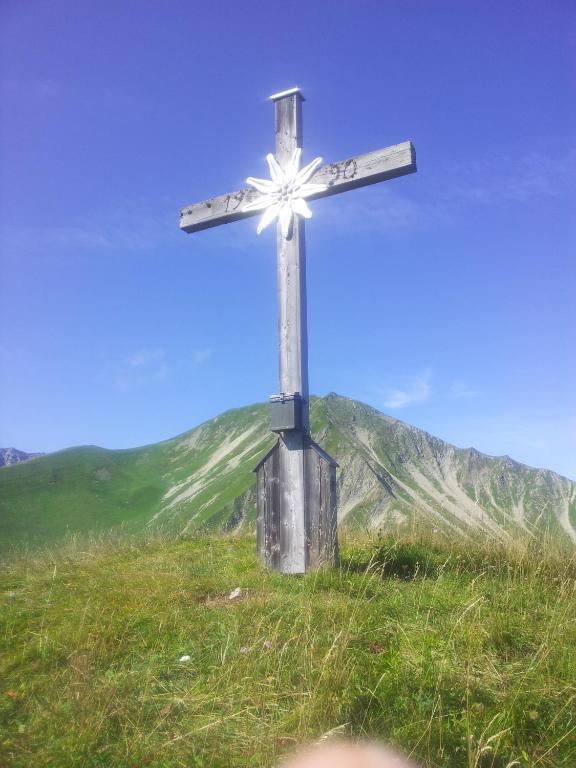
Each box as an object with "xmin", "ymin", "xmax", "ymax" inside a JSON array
[{"xmin": 180, "ymin": 87, "xmax": 416, "ymax": 574}]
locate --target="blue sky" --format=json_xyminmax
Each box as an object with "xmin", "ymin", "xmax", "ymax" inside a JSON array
[{"xmin": 1, "ymin": 0, "xmax": 575, "ymax": 479}]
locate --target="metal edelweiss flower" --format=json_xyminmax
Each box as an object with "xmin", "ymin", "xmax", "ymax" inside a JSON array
[{"xmin": 243, "ymin": 148, "xmax": 327, "ymax": 238}]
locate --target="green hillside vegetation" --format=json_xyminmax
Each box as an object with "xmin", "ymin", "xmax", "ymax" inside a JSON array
[
  {"xmin": 1, "ymin": 531, "xmax": 575, "ymax": 767},
  {"xmin": 0, "ymin": 403, "xmax": 275, "ymax": 552},
  {"xmin": 2, "ymin": 395, "xmax": 575, "ymax": 554}
]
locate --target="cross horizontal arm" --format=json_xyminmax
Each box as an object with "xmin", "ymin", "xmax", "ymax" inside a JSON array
[{"xmin": 180, "ymin": 140, "xmax": 416, "ymax": 234}]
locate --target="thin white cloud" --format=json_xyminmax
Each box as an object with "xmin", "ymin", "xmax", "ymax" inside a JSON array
[
  {"xmin": 152, "ymin": 362, "xmax": 169, "ymax": 381},
  {"xmin": 315, "ymin": 185, "xmax": 418, "ymax": 234},
  {"xmin": 432, "ymin": 148, "xmax": 576, "ymax": 214},
  {"xmin": 380, "ymin": 368, "xmax": 432, "ymax": 409},
  {"xmin": 0, "ymin": 77, "xmax": 62, "ymax": 101},
  {"xmin": 313, "ymin": 146, "xmax": 576, "ymax": 235},
  {"xmin": 0, "ymin": 197, "xmax": 184, "ymax": 259},
  {"xmin": 113, "ymin": 371, "xmax": 136, "ymax": 393},
  {"xmin": 111, "ymin": 346, "xmax": 169, "ymax": 391},
  {"xmin": 128, "ymin": 346, "xmax": 165, "ymax": 368},
  {"xmin": 0, "ymin": 222, "xmax": 157, "ymax": 255},
  {"xmin": 449, "ymin": 381, "xmax": 480, "ymax": 400},
  {"xmin": 107, "ymin": 346, "xmax": 209, "ymax": 392},
  {"xmin": 192, "ymin": 348, "xmax": 212, "ymax": 365}
]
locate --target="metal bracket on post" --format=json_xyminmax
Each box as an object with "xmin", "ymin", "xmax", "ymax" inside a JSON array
[{"xmin": 269, "ymin": 392, "xmax": 303, "ymax": 433}]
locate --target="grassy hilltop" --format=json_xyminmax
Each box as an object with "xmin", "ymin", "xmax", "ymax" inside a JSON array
[{"xmin": 1, "ymin": 531, "xmax": 575, "ymax": 767}]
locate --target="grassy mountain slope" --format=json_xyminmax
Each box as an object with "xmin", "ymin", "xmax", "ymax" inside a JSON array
[
  {"xmin": 1, "ymin": 532, "xmax": 575, "ymax": 767},
  {"xmin": 1, "ymin": 394, "xmax": 575, "ymax": 551},
  {"xmin": 0, "ymin": 403, "xmax": 274, "ymax": 551}
]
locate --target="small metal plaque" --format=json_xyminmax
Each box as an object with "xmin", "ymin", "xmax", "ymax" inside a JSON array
[{"xmin": 269, "ymin": 392, "xmax": 303, "ymax": 432}]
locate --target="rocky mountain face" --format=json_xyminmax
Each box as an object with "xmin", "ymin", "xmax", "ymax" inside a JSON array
[
  {"xmin": 0, "ymin": 394, "xmax": 574, "ymax": 550},
  {"xmin": 317, "ymin": 395, "xmax": 575, "ymax": 542},
  {"xmin": 0, "ymin": 448, "xmax": 45, "ymax": 467}
]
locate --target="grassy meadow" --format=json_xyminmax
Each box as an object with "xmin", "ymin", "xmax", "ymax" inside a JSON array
[{"xmin": 1, "ymin": 531, "xmax": 575, "ymax": 767}]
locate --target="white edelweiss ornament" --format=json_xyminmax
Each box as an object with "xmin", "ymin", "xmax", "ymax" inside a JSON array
[{"xmin": 243, "ymin": 148, "xmax": 327, "ymax": 238}]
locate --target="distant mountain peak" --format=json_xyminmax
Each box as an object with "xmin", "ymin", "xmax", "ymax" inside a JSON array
[{"xmin": 0, "ymin": 448, "xmax": 45, "ymax": 467}]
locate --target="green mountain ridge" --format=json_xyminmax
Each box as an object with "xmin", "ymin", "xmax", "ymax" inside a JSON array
[{"xmin": 1, "ymin": 393, "xmax": 575, "ymax": 550}]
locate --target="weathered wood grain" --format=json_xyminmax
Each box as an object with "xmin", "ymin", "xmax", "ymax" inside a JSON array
[
  {"xmin": 256, "ymin": 438, "xmax": 338, "ymax": 571},
  {"xmin": 302, "ymin": 438, "xmax": 337, "ymax": 571},
  {"xmin": 274, "ymin": 91, "xmax": 307, "ymax": 574},
  {"xmin": 180, "ymin": 141, "xmax": 416, "ymax": 233},
  {"xmin": 256, "ymin": 438, "xmax": 337, "ymax": 571},
  {"xmin": 256, "ymin": 440, "xmax": 280, "ymax": 571}
]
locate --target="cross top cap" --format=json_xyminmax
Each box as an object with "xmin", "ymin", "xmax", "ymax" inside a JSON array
[{"xmin": 269, "ymin": 86, "xmax": 304, "ymax": 101}]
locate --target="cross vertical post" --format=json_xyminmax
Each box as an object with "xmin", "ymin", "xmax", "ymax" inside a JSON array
[
  {"xmin": 274, "ymin": 90, "xmax": 309, "ymax": 432},
  {"xmin": 255, "ymin": 89, "xmax": 338, "ymax": 575},
  {"xmin": 273, "ymin": 90, "xmax": 308, "ymax": 573}
]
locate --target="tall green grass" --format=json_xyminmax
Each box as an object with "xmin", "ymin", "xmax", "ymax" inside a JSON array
[{"xmin": 1, "ymin": 530, "xmax": 575, "ymax": 767}]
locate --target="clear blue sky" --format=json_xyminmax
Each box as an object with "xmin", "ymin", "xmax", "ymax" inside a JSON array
[{"xmin": 1, "ymin": 1, "xmax": 575, "ymax": 479}]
